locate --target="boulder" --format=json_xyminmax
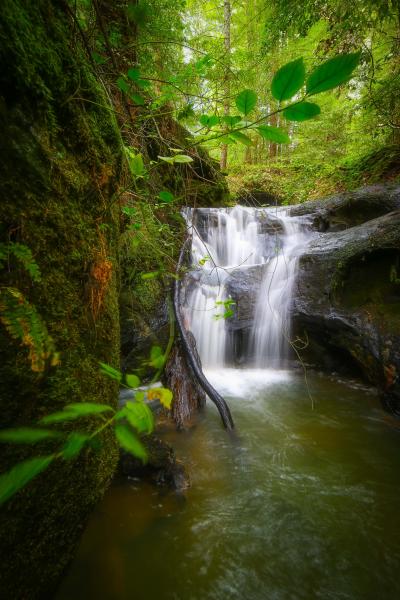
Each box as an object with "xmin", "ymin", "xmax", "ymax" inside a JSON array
[
  {"xmin": 292, "ymin": 206, "xmax": 400, "ymax": 412},
  {"xmin": 290, "ymin": 183, "xmax": 400, "ymax": 231}
]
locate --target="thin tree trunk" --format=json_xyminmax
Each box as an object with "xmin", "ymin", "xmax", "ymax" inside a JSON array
[{"xmin": 220, "ymin": 0, "xmax": 231, "ymax": 170}]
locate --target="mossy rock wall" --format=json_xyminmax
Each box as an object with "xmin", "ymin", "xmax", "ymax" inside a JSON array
[{"xmin": 0, "ymin": 2, "xmax": 123, "ymax": 597}]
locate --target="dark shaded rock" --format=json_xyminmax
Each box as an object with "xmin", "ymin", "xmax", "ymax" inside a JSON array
[
  {"xmin": 292, "ymin": 208, "xmax": 400, "ymax": 412},
  {"xmin": 119, "ymin": 436, "xmax": 190, "ymax": 491},
  {"xmin": 225, "ymin": 265, "xmax": 267, "ymax": 363},
  {"xmin": 164, "ymin": 332, "xmax": 206, "ymax": 429},
  {"xmin": 290, "ymin": 184, "xmax": 400, "ymax": 232}
]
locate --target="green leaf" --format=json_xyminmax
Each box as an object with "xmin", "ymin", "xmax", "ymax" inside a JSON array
[
  {"xmin": 122, "ymin": 206, "xmax": 137, "ymax": 217},
  {"xmin": 221, "ymin": 115, "xmax": 242, "ymax": 127},
  {"xmin": 128, "ymin": 152, "xmax": 146, "ymax": 177},
  {"xmin": 99, "ymin": 362, "xmax": 122, "ymax": 382},
  {"xmin": 125, "ymin": 401, "xmax": 154, "ymax": 434},
  {"xmin": 146, "ymin": 387, "xmax": 173, "ymax": 409},
  {"xmin": 127, "ymin": 67, "xmax": 141, "ymax": 81},
  {"xmin": 283, "ymin": 101, "xmax": 321, "ymax": 121},
  {"xmin": 158, "ymin": 191, "xmax": 175, "ymax": 203},
  {"xmin": 125, "ymin": 373, "xmax": 141, "ymax": 388},
  {"xmin": 235, "ymin": 89, "xmax": 257, "ymax": 115},
  {"xmin": 129, "ymin": 92, "xmax": 146, "ymax": 105},
  {"xmin": 150, "ymin": 345, "xmax": 164, "ymax": 368},
  {"xmin": 306, "ymin": 52, "xmax": 361, "ymax": 95},
  {"xmin": 256, "ymin": 126, "xmax": 290, "ymax": 144},
  {"xmin": 199, "ymin": 114, "xmax": 219, "ymax": 127},
  {"xmin": 229, "ymin": 131, "xmax": 253, "ymax": 146},
  {"xmin": 62, "ymin": 433, "xmax": 90, "ymax": 460},
  {"xmin": 172, "ymin": 154, "xmax": 193, "ymax": 163},
  {"xmin": 114, "ymin": 423, "xmax": 147, "ymax": 462},
  {"xmin": 40, "ymin": 403, "xmax": 113, "ymax": 424},
  {"xmin": 141, "ymin": 271, "xmax": 160, "ymax": 280},
  {"xmin": 117, "ymin": 77, "xmax": 129, "ymax": 93},
  {"xmin": 0, "ymin": 455, "xmax": 54, "ymax": 506},
  {"xmin": 92, "ymin": 52, "xmax": 107, "ymax": 65},
  {"xmin": 0, "ymin": 428, "xmax": 62, "ymax": 443},
  {"xmin": 271, "ymin": 58, "xmax": 305, "ymax": 102}
]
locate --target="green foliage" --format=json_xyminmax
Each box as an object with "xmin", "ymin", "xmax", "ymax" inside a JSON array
[
  {"xmin": 158, "ymin": 190, "xmax": 175, "ymax": 203},
  {"xmin": 229, "ymin": 131, "xmax": 253, "ymax": 146},
  {"xmin": 125, "ymin": 147, "xmax": 147, "ymax": 178},
  {"xmin": 257, "ymin": 126, "xmax": 290, "ymax": 144},
  {"xmin": 40, "ymin": 402, "xmax": 113, "ymax": 424},
  {"xmin": 158, "ymin": 154, "xmax": 193, "ymax": 164},
  {"xmin": 235, "ymin": 89, "xmax": 257, "ymax": 115},
  {"xmin": 306, "ymin": 52, "xmax": 361, "ymax": 95},
  {"xmin": 61, "ymin": 433, "xmax": 91, "ymax": 460},
  {"xmin": 0, "ymin": 456, "xmax": 54, "ymax": 506},
  {"xmin": 0, "ymin": 242, "xmax": 41, "ymax": 282},
  {"xmin": 0, "ymin": 287, "xmax": 59, "ymax": 372},
  {"xmin": 214, "ymin": 298, "xmax": 235, "ymax": 320},
  {"xmin": 271, "ymin": 58, "xmax": 305, "ymax": 101},
  {"xmin": 0, "ymin": 428, "xmax": 62, "ymax": 443},
  {"xmin": 283, "ymin": 102, "xmax": 321, "ymax": 121},
  {"xmin": 115, "ymin": 423, "xmax": 147, "ymax": 462}
]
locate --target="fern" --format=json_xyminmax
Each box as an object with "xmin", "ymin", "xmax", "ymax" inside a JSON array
[
  {"xmin": 0, "ymin": 242, "xmax": 41, "ymax": 282},
  {"xmin": 0, "ymin": 287, "xmax": 59, "ymax": 372}
]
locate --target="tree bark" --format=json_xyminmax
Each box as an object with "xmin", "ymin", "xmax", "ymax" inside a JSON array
[{"xmin": 220, "ymin": 0, "xmax": 231, "ymax": 170}]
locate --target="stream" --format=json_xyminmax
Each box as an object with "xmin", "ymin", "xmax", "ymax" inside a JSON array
[
  {"xmin": 57, "ymin": 206, "xmax": 400, "ymax": 599},
  {"xmin": 57, "ymin": 369, "xmax": 400, "ymax": 600}
]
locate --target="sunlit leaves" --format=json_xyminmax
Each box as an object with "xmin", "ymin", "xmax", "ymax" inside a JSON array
[
  {"xmin": 306, "ymin": 52, "xmax": 361, "ymax": 95},
  {"xmin": 114, "ymin": 423, "xmax": 147, "ymax": 462},
  {"xmin": 149, "ymin": 345, "xmax": 164, "ymax": 369},
  {"xmin": 199, "ymin": 255, "xmax": 210, "ymax": 266},
  {"xmin": 123, "ymin": 401, "xmax": 154, "ymax": 434},
  {"xmin": 0, "ymin": 428, "xmax": 62, "ymax": 443},
  {"xmin": 158, "ymin": 190, "xmax": 175, "ymax": 203},
  {"xmin": 0, "ymin": 456, "xmax": 54, "ymax": 506},
  {"xmin": 221, "ymin": 115, "xmax": 242, "ymax": 127},
  {"xmin": 140, "ymin": 271, "xmax": 160, "ymax": 280},
  {"xmin": 229, "ymin": 131, "xmax": 253, "ymax": 146},
  {"xmin": 147, "ymin": 387, "xmax": 173, "ymax": 409},
  {"xmin": 125, "ymin": 147, "xmax": 146, "ymax": 178},
  {"xmin": 283, "ymin": 102, "xmax": 321, "ymax": 121},
  {"xmin": 256, "ymin": 126, "xmax": 290, "ymax": 144},
  {"xmin": 271, "ymin": 58, "xmax": 305, "ymax": 101},
  {"xmin": 158, "ymin": 154, "xmax": 193, "ymax": 164},
  {"xmin": 235, "ymin": 89, "xmax": 257, "ymax": 115},
  {"xmin": 125, "ymin": 373, "xmax": 141, "ymax": 388},
  {"xmin": 199, "ymin": 114, "xmax": 219, "ymax": 127}
]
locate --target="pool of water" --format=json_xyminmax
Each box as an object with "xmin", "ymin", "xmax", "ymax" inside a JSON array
[{"xmin": 57, "ymin": 370, "xmax": 400, "ymax": 600}]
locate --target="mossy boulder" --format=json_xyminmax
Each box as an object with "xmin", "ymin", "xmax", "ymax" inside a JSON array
[{"xmin": 0, "ymin": 2, "xmax": 123, "ymax": 597}]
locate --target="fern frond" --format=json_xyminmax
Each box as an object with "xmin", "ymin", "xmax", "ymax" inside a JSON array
[{"xmin": 0, "ymin": 287, "xmax": 59, "ymax": 372}]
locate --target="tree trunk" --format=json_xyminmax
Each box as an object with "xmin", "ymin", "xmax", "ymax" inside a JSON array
[{"xmin": 220, "ymin": 0, "xmax": 231, "ymax": 170}]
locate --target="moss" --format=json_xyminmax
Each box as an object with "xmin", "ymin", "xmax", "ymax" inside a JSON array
[{"xmin": 0, "ymin": 1, "xmax": 124, "ymax": 597}]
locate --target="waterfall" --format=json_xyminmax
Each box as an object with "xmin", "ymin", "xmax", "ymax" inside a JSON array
[
  {"xmin": 250, "ymin": 214, "xmax": 310, "ymax": 367},
  {"xmin": 183, "ymin": 206, "xmax": 311, "ymax": 370}
]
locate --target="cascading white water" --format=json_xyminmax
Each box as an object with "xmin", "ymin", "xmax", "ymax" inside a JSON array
[
  {"xmin": 183, "ymin": 205, "xmax": 312, "ymax": 369},
  {"xmin": 250, "ymin": 212, "xmax": 311, "ymax": 367}
]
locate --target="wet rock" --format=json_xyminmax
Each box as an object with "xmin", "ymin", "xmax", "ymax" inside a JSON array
[
  {"xmin": 290, "ymin": 183, "xmax": 400, "ymax": 232},
  {"xmin": 119, "ymin": 435, "xmax": 190, "ymax": 491},
  {"xmin": 224, "ymin": 265, "xmax": 267, "ymax": 363},
  {"xmin": 292, "ymin": 207, "xmax": 400, "ymax": 412}
]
